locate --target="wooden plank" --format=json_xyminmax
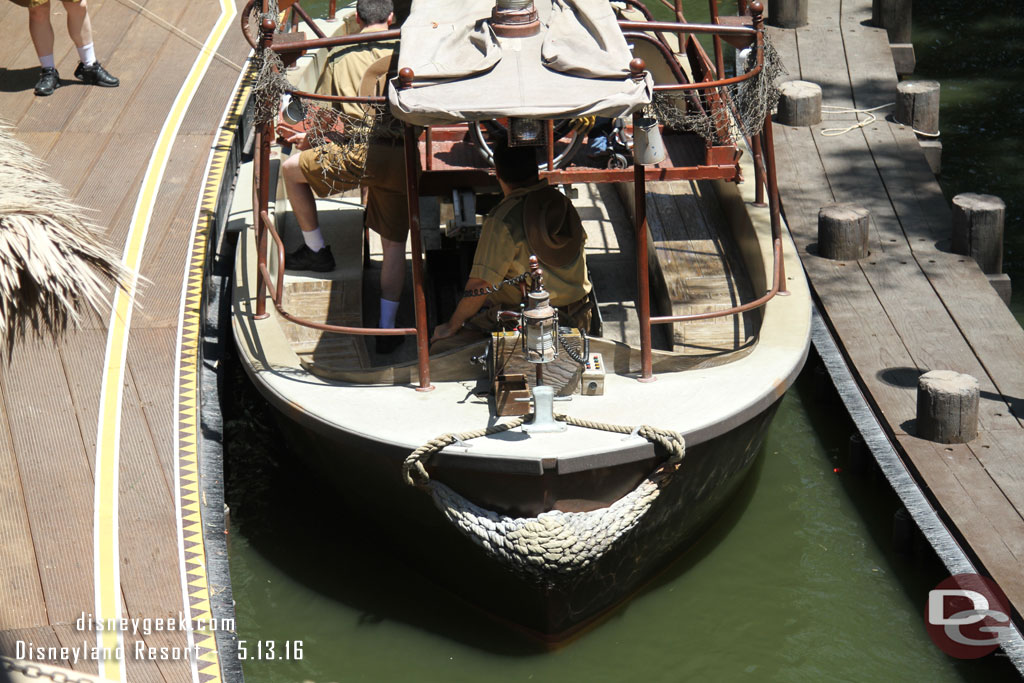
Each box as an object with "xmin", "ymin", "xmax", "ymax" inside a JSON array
[
  {"xmin": 796, "ymin": 25, "xmax": 855, "ymax": 112},
  {"xmin": 973, "ymin": 430, "xmax": 1024, "ymax": 528},
  {"xmin": 121, "ymin": 630, "xmax": 172, "ymax": 683},
  {"xmin": 9, "ymin": 132, "xmax": 59, "ymax": 161},
  {"xmin": 126, "ymin": 328, "xmax": 180, "ymax": 493},
  {"xmin": 0, "ymin": 387, "xmax": 48, "ymax": 630},
  {"xmin": 843, "ymin": 25, "xmax": 1024, "ymax": 427},
  {"xmin": 0, "ymin": 625, "xmax": 64, "ymax": 667},
  {"xmin": 810, "ymin": 124, "xmax": 1014, "ymax": 432},
  {"xmin": 764, "ymin": 26, "xmax": 797, "ymax": 86},
  {"xmin": 41, "ymin": 132, "xmax": 111, "ymax": 200},
  {"xmin": 899, "ymin": 438, "xmax": 1024, "ymax": 611},
  {"xmin": 773, "ymin": 123, "xmax": 920, "ymax": 428},
  {"xmin": 64, "ymin": 0, "xmax": 192, "ymax": 136},
  {"xmin": 0, "ymin": 339, "xmax": 94, "ymax": 626},
  {"xmin": 52, "ymin": 621, "xmax": 99, "ymax": 676}
]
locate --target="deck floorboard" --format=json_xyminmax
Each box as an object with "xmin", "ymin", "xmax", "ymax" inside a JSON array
[
  {"xmin": 0, "ymin": 0, "xmax": 250, "ymax": 677},
  {"xmin": 773, "ymin": 0, "xmax": 1024, "ymax": 634}
]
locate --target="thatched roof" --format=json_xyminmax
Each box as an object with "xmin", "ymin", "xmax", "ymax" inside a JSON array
[{"xmin": 0, "ymin": 122, "xmax": 130, "ymax": 352}]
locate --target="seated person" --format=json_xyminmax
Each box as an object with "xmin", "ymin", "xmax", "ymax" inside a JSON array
[
  {"xmin": 277, "ymin": 0, "xmax": 407, "ymax": 353},
  {"xmin": 431, "ymin": 139, "xmax": 592, "ymax": 349}
]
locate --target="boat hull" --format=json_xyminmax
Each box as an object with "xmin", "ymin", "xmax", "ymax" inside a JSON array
[{"xmin": 246, "ymin": 365, "xmax": 779, "ymax": 637}]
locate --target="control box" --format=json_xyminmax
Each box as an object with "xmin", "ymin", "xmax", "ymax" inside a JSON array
[{"xmin": 580, "ymin": 353, "xmax": 605, "ymax": 396}]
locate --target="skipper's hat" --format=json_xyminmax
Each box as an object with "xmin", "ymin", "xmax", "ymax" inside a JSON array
[{"xmin": 523, "ymin": 186, "xmax": 584, "ymax": 268}]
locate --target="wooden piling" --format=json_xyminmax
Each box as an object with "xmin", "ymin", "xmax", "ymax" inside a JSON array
[
  {"xmin": 892, "ymin": 507, "xmax": 914, "ymax": 554},
  {"xmin": 895, "ymin": 81, "xmax": 940, "ymax": 136},
  {"xmin": 848, "ymin": 432, "xmax": 869, "ymax": 475},
  {"xmin": 952, "ymin": 193, "xmax": 1005, "ymax": 275},
  {"xmin": 776, "ymin": 80, "xmax": 822, "ymax": 126},
  {"xmin": 916, "ymin": 370, "xmax": 979, "ymax": 444},
  {"xmin": 818, "ymin": 204, "xmax": 870, "ymax": 261},
  {"xmin": 872, "ymin": 0, "xmax": 912, "ymax": 43},
  {"xmin": 768, "ymin": 0, "xmax": 807, "ymax": 28}
]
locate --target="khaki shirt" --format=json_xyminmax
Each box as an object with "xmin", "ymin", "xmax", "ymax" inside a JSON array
[
  {"xmin": 470, "ymin": 181, "xmax": 592, "ymax": 308},
  {"xmin": 315, "ymin": 27, "xmax": 398, "ymax": 121}
]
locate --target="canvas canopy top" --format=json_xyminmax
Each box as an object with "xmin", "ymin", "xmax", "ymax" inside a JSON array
[{"xmin": 388, "ymin": 0, "xmax": 654, "ymax": 126}]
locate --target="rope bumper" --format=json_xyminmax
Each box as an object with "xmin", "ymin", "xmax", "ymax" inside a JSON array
[{"xmin": 402, "ymin": 415, "xmax": 685, "ymax": 576}]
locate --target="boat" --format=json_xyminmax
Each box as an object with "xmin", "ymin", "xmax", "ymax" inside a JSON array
[{"xmin": 230, "ymin": 0, "xmax": 810, "ymax": 638}]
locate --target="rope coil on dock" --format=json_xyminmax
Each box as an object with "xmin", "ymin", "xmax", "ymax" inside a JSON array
[{"xmin": 403, "ymin": 416, "xmax": 685, "ymax": 576}]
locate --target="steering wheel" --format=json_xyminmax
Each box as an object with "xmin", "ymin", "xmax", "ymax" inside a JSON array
[{"xmin": 470, "ymin": 118, "xmax": 586, "ymax": 170}]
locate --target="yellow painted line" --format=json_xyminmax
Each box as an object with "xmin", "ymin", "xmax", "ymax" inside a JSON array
[
  {"xmin": 173, "ymin": 63, "xmax": 254, "ymax": 683},
  {"xmin": 92, "ymin": 1, "xmax": 236, "ymax": 681}
]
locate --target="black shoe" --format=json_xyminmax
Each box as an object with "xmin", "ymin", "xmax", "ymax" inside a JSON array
[
  {"xmin": 285, "ymin": 244, "xmax": 335, "ymax": 272},
  {"xmin": 34, "ymin": 67, "xmax": 60, "ymax": 96},
  {"xmin": 74, "ymin": 61, "xmax": 119, "ymax": 87},
  {"xmin": 375, "ymin": 334, "xmax": 403, "ymax": 355}
]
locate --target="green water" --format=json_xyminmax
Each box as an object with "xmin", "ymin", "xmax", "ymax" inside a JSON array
[{"xmin": 225, "ymin": 2, "xmax": 1024, "ymax": 681}]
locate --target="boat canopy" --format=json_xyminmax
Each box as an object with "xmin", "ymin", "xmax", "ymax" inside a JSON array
[{"xmin": 389, "ymin": 0, "xmax": 654, "ymax": 126}]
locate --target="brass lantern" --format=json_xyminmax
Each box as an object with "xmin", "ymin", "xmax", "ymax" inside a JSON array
[{"xmin": 523, "ymin": 259, "xmax": 558, "ymax": 364}]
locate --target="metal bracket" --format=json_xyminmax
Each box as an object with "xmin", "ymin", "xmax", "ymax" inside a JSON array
[{"xmin": 518, "ymin": 385, "xmax": 570, "ymax": 433}]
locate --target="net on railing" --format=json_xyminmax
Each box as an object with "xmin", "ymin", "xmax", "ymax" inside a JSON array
[
  {"xmin": 248, "ymin": 4, "xmax": 403, "ymax": 185},
  {"xmin": 649, "ymin": 37, "xmax": 786, "ymax": 143}
]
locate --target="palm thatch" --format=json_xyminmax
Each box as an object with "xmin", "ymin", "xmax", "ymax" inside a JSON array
[{"xmin": 0, "ymin": 122, "xmax": 131, "ymax": 352}]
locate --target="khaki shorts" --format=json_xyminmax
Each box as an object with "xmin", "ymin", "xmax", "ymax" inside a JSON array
[
  {"xmin": 298, "ymin": 140, "xmax": 409, "ymax": 244},
  {"xmin": 10, "ymin": 0, "xmax": 81, "ymax": 8}
]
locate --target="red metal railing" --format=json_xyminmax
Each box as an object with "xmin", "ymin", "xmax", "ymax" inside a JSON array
[{"xmin": 241, "ymin": 0, "xmax": 784, "ymax": 385}]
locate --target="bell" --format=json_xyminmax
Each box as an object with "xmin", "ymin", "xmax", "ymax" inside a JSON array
[{"xmin": 634, "ymin": 116, "xmax": 667, "ymax": 165}]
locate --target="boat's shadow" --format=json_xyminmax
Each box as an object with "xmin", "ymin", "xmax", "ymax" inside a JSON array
[{"xmin": 224, "ymin": 348, "xmax": 764, "ymax": 655}]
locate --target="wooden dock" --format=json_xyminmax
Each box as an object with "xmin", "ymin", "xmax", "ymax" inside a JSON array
[
  {"xmin": 0, "ymin": 0, "xmax": 250, "ymax": 680},
  {"xmin": 768, "ymin": 0, "xmax": 1024, "ymax": 652}
]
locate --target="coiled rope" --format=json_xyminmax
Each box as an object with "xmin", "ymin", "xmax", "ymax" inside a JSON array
[{"xmin": 402, "ymin": 415, "xmax": 685, "ymax": 575}]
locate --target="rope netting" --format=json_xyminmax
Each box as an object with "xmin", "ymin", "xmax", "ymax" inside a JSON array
[
  {"xmin": 650, "ymin": 37, "xmax": 786, "ymax": 143},
  {"xmin": 246, "ymin": 0, "xmax": 400, "ymax": 183},
  {"xmin": 404, "ymin": 416, "xmax": 686, "ymax": 577}
]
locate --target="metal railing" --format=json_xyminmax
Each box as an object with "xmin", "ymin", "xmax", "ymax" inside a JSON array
[{"xmin": 241, "ymin": 0, "xmax": 784, "ymax": 386}]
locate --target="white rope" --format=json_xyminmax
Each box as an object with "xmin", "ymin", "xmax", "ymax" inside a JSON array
[
  {"xmin": 820, "ymin": 103, "xmax": 940, "ymax": 138},
  {"xmin": 820, "ymin": 103, "xmax": 892, "ymax": 136}
]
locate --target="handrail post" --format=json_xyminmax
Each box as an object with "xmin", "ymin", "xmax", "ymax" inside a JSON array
[
  {"xmin": 762, "ymin": 110, "xmax": 787, "ymax": 293},
  {"xmin": 709, "ymin": 0, "xmax": 725, "ymax": 81},
  {"xmin": 749, "ymin": 3, "xmax": 765, "ymax": 205},
  {"xmin": 751, "ymin": 132, "xmax": 766, "ymax": 206},
  {"xmin": 328, "ymin": 0, "xmax": 337, "ymax": 21},
  {"xmin": 630, "ymin": 58, "xmax": 654, "ymax": 382},
  {"xmin": 254, "ymin": 12, "xmax": 276, "ymax": 320},
  {"xmin": 400, "ymin": 69, "xmax": 434, "ymax": 391}
]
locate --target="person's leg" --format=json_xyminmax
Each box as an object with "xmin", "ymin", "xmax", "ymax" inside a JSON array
[
  {"xmin": 379, "ymin": 237, "xmax": 406, "ymax": 305},
  {"xmin": 63, "ymin": 0, "xmax": 92, "ymax": 48},
  {"xmin": 28, "ymin": 1, "xmax": 55, "ymax": 61},
  {"xmin": 282, "ymin": 153, "xmax": 321, "ymax": 234},
  {"xmin": 28, "ymin": 2, "xmax": 60, "ymax": 95},
  {"xmin": 65, "ymin": 0, "xmax": 118, "ymax": 86},
  {"xmin": 282, "ymin": 151, "xmax": 335, "ymax": 271}
]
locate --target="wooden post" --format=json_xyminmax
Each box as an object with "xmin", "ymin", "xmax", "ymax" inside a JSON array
[
  {"xmin": 767, "ymin": 0, "xmax": 807, "ymax": 28},
  {"xmin": 951, "ymin": 193, "xmax": 1005, "ymax": 275},
  {"xmin": 895, "ymin": 81, "xmax": 940, "ymax": 136},
  {"xmin": 872, "ymin": 0, "xmax": 912, "ymax": 43},
  {"xmin": 848, "ymin": 432, "xmax": 869, "ymax": 475},
  {"xmin": 916, "ymin": 370, "xmax": 979, "ymax": 444},
  {"xmin": 818, "ymin": 204, "xmax": 870, "ymax": 260},
  {"xmin": 776, "ymin": 81, "xmax": 822, "ymax": 126},
  {"xmin": 892, "ymin": 507, "xmax": 914, "ymax": 554}
]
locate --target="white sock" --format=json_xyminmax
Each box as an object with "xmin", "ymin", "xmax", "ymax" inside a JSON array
[
  {"xmin": 379, "ymin": 298, "xmax": 399, "ymax": 328},
  {"xmin": 301, "ymin": 227, "xmax": 326, "ymax": 252},
  {"xmin": 40, "ymin": 54, "xmax": 55, "ymax": 69},
  {"xmin": 77, "ymin": 43, "xmax": 96, "ymax": 66}
]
